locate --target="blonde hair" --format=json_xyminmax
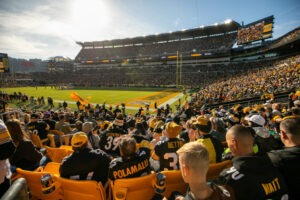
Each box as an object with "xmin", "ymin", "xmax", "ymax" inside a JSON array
[{"xmin": 177, "ymin": 142, "xmax": 209, "ymax": 173}]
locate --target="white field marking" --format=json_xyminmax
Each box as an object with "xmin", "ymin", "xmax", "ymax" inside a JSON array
[{"xmin": 53, "ymin": 93, "xmax": 183, "ymax": 111}]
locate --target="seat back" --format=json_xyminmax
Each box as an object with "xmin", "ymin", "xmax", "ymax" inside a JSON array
[
  {"xmin": 30, "ymin": 134, "xmax": 44, "ymax": 149},
  {"xmin": 110, "ymin": 173, "xmax": 156, "ymax": 200},
  {"xmin": 207, "ymin": 160, "xmax": 232, "ymax": 181},
  {"xmin": 15, "ymin": 168, "xmax": 61, "ymax": 200},
  {"xmin": 43, "ymin": 162, "xmax": 61, "ymax": 176},
  {"xmin": 46, "ymin": 147, "xmax": 73, "ymax": 163},
  {"xmin": 161, "ymin": 170, "xmax": 188, "ymax": 198},
  {"xmin": 57, "ymin": 177, "xmax": 105, "ymax": 200}
]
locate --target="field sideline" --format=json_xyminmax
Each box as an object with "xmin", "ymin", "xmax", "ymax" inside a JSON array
[{"xmin": 1, "ymin": 87, "xmax": 186, "ymax": 113}]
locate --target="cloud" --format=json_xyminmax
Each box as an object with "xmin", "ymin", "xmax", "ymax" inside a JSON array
[{"xmin": 0, "ymin": 0, "xmax": 159, "ymax": 60}]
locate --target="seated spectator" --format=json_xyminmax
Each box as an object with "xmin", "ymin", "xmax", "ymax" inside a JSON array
[
  {"xmin": 191, "ymin": 116, "xmax": 223, "ymax": 163},
  {"xmin": 268, "ymin": 117, "xmax": 300, "ymax": 199},
  {"xmin": 179, "ymin": 117, "xmax": 196, "ymax": 143},
  {"xmin": 70, "ymin": 120, "xmax": 83, "ymax": 135},
  {"xmin": 82, "ymin": 122, "xmax": 99, "ymax": 149},
  {"xmin": 59, "ymin": 132, "xmax": 111, "ymax": 185},
  {"xmin": 0, "ymin": 119, "xmax": 16, "ymax": 197},
  {"xmin": 210, "ymin": 117, "xmax": 226, "ymax": 142},
  {"xmin": 99, "ymin": 113, "xmax": 127, "ymax": 157},
  {"xmin": 218, "ymin": 125, "xmax": 289, "ymax": 200},
  {"xmin": 174, "ymin": 142, "xmax": 233, "ymax": 200},
  {"xmin": 246, "ymin": 114, "xmax": 282, "ymax": 153},
  {"xmin": 152, "ymin": 122, "xmax": 184, "ymax": 171},
  {"xmin": 27, "ymin": 113, "xmax": 50, "ymax": 140},
  {"xmin": 108, "ymin": 135, "xmax": 151, "ymax": 180},
  {"xmin": 55, "ymin": 115, "xmax": 71, "ymax": 135},
  {"xmin": 6, "ymin": 119, "xmax": 42, "ymax": 171},
  {"xmin": 42, "ymin": 112, "xmax": 56, "ymax": 130}
]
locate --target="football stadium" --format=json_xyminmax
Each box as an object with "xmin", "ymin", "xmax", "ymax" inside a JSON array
[{"xmin": 0, "ymin": 1, "xmax": 300, "ymax": 200}]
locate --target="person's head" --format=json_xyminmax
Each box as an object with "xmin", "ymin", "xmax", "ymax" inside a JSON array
[
  {"xmin": 211, "ymin": 117, "xmax": 226, "ymax": 133},
  {"xmin": 30, "ymin": 113, "xmax": 39, "ymax": 122},
  {"xmin": 280, "ymin": 117, "xmax": 300, "ymax": 147},
  {"xmin": 246, "ymin": 114, "xmax": 265, "ymax": 127},
  {"xmin": 177, "ymin": 142, "xmax": 209, "ymax": 184},
  {"xmin": 113, "ymin": 113, "xmax": 124, "ymax": 128},
  {"xmin": 165, "ymin": 122, "xmax": 182, "ymax": 138},
  {"xmin": 82, "ymin": 122, "xmax": 93, "ymax": 134},
  {"xmin": 193, "ymin": 116, "xmax": 211, "ymax": 135},
  {"xmin": 75, "ymin": 120, "xmax": 83, "ymax": 131},
  {"xmin": 43, "ymin": 112, "xmax": 51, "ymax": 120},
  {"xmin": 135, "ymin": 122, "xmax": 146, "ymax": 135},
  {"xmin": 6, "ymin": 119, "xmax": 28, "ymax": 145},
  {"xmin": 226, "ymin": 125, "xmax": 254, "ymax": 157},
  {"xmin": 71, "ymin": 132, "xmax": 88, "ymax": 151},
  {"xmin": 59, "ymin": 115, "xmax": 65, "ymax": 122},
  {"xmin": 119, "ymin": 135, "xmax": 136, "ymax": 159}
]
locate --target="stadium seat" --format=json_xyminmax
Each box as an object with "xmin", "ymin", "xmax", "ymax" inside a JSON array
[
  {"xmin": 207, "ymin": 160, "xmax": 232, "ymax": 181},
  {"xmin": 57, "ymin": 177, "xmax": 106, "ymax": 200},
  {"xmin": 15, "ymin": 168, "xmax": 62, "ymax": 200},
  {"xmin": 43, "ymin": 162, "xmax": 61, "ymax": 176},
  {"xmin": 50, "ymin": 130, "xmax": 70, "ymax": 146},
  {"xmin": 60, "ymin": 145, "xmax": 73, "ymax": 151},
  {"xmin": 30, "ymin": 133, "xmax": 55, "ymax": 149},
  {"xmin": 109, "ymin": 173, "xmax": 156, "ymax": 200},
  {"xmin": 161, "ymin": 170, "xmax": 188, "ymax": 198},
  {"xmin": 46, "ymin": 147, "xmax": 73, "ymax": 163}
]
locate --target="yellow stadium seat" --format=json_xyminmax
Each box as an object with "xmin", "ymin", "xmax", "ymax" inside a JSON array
[
  {"xmin": 109, "ymin": 173, "xmax": 156, "ymax": 200},
  {"xmin": 46, "ymin": 147, "xmax": 73, "ymax": 163},
  {"xmin": 57, "ymin": 177, "xmax": 106, "ymax": 200},
  {"xmin": 60, "ymin": 145, "xmax": 73, "ymax": 151},
  {"xmin": 43, "ymin": 162, "xmax": 61, "ymax": 176},
  {"xmin": 161, "ymin": 170, "xmax": 188, "ymax": 198},
  {"xmin": 207, "ymin": 160, "xmax": 232, "ymax": 181},
  {"xmin": 15, "ymin": 168, "xmax": 62, "ymax": 200},
  {"xmin": 30, "ymin": 134, "xmax": 56, "ymax": 149}
]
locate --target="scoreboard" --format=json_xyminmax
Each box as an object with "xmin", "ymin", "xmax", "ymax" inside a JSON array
[
  {"xmin": 0, "ymin": 53, "xmax": 9, "ymax": 73},
  {"xmin": 237, "ymin": 16, "xmax": 274, "ymax": 45}
]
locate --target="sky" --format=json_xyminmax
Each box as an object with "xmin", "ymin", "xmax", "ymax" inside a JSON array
[{"xmin": 0, "ymin": 0, "xmax": 299, "ymax": 60}]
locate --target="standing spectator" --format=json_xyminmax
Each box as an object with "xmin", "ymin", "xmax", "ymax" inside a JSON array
[
  {"xmin": 43, "ymin": 112, "xmax": 56, "ymax": 130},
  {"xmin": 63, "ymin": 101, "xmax": 68, "ymax": 110}
]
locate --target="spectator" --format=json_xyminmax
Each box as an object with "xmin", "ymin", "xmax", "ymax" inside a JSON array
[
  {"xmin": 55, "ymin": 115, "xmax": 71, "ymax": 135},
  {"xmin": 268, "ymin": 117, "xmax": 300, "ymax": 199},
  {"xmin": 43, "ymin": 112, "xmax": 56, "ymax": 130},
  {"xmin": 27, "ymin": 113, "xmax": 50, "ymax": 140},
  {"xmin": 218, "ymin": 125, "xmax": 289, "ymax": 200},
  {"xmin": 59, "ymin": 132, "xmax": 111, "ymax": 185},
  {"xmin": 174, "ymin": 142, "xmax": 234, "ymax": 200},
  {"xmin": 210, "ymin": 117, "xmax": 226, "ymax": 142},
  {"xmin": 152, "ymin": 122, "xmax": 184, "ymax": 171},
  {"xmin": 191, "ymin": 116, "xmax": 223, "ymax": 163},
  {"xmin": 108, "ymin": 135, "xmax": 151, "ymax": 180},
  {"xmin": 0, "ymin": 119, "xmax": 16, "ymax": 197},
  {"xmin": 82, "ymin": 122, "xmax": 99, "ymax": 149},
  {"xmin": 6, "ymin": 119, "xmax": 42, "ymax": 171}
]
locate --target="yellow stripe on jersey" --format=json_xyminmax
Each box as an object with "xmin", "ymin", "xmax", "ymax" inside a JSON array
[
  {"xmin": 0, "ymin": 129, "xmax": 12, "ymax": 145},
  {"xmin": 197, "ymin": 138, "xmax": 216, "ymax": 164}
]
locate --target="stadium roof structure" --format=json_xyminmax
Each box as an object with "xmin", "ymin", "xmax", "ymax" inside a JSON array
[{"xmin": 76, "ymin": 20, "xmax": 240, "ymax": 47}]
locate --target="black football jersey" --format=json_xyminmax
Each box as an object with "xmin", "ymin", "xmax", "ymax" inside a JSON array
[
  {"xmin": 99, "ymin": 127, "xmax": 127, "ymax": 157},
  {"xmin": 154, "ymin": 138, "xmax": 184, "ymax": 171},
  {"xmin": 108, "ymin": 147, "xmax": 151, "ymax": 180},
  {"xmin": 27, "ymin": 121, "xmax": 50, "ymax": 140}
]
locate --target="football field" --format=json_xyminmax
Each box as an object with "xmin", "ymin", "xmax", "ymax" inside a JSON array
[{"xmin": 2, "ymin": 87, "xmax": 185, "ymax": 112}]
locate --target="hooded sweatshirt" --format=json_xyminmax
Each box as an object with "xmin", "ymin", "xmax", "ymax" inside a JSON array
[{"xmin": 218, "ymin": 154, "xmax": 289, "ymax": 200}]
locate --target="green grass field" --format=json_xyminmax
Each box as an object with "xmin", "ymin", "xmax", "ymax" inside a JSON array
[{"xmin": 2, "ymin": 87, "xmax": 186, "ymax": 113}]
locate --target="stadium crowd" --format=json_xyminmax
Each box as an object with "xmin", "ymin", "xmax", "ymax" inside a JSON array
[{"xmin": 0, "ymin": 85, "xmax": 300, "ymax": 199}]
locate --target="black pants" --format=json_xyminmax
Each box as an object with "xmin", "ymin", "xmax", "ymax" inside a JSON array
[{"xmin": 0, "ymin": 177, "xmax": 11, "ymax": 198}]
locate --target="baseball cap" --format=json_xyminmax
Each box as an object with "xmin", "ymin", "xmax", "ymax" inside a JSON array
[
  {"xmin": 71, "ymin": 132, "xmax": 88, "ymax": 148},
  {"xmin": 166, "ymin": 122, "xmax": 182, "ymax": 138},
  {"xmin": 245, "ymin": 114, "xmax": 265, "ymax": 127},
  {"xmin": 44, "ymin": 112, "xmax": 51, "ymax": 118},
  {"xmin": 31, "ymin": 113, "xmax": 39, "ymax": 119}
]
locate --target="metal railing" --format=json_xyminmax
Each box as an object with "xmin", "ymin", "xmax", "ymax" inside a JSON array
[{"xmin": 1, "ymin": 178, "xmax": 29, "ymax": 200}]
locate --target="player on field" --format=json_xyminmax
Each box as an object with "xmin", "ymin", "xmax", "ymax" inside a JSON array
[{"xmin": 152, "ymin": 121, "xmax": 185, "ymax": 171}]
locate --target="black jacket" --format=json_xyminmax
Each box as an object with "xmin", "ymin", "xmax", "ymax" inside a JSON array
[
  {"xmin": 60, "ymin": 148, "xmax": 111, "ymax": 185},
  {"xmin": 268, "ymin": 145, "xmax": 300, "ymax": 199},
  {"xmin": 218, "ymin": 153, "xmax": 289, "ymax": 200},
  {"xmin": 108, "ymin": 147, "xmax": 151, "ymax": 181},
  {"xmin": 10, "ymin": 140, "xmax": 42, "ymax": 171}
]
